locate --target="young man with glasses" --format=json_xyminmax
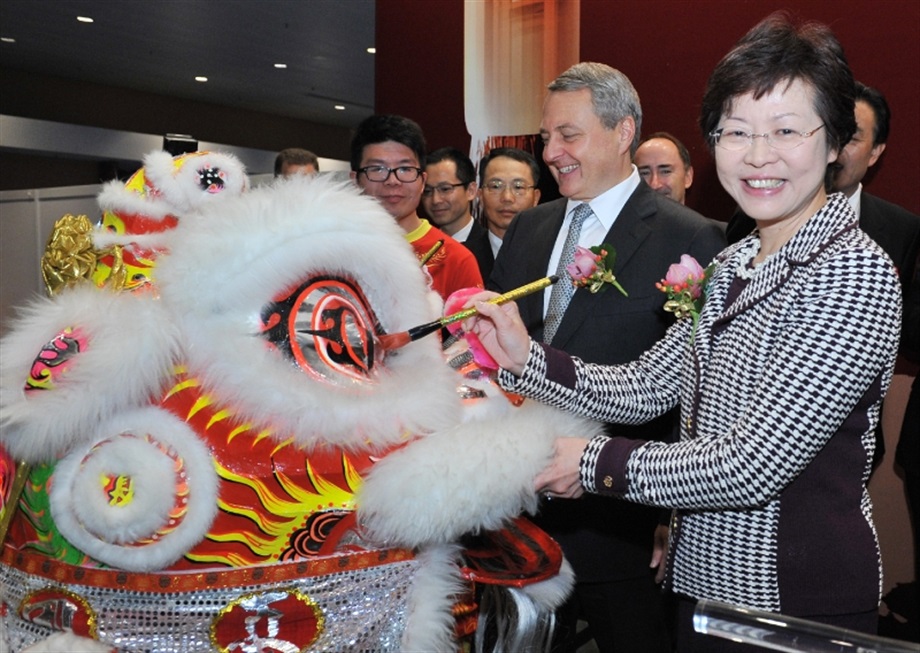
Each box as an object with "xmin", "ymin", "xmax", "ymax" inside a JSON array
[
  {"xmin": 422, "ymin": 147, "xmax": 493, "ymax": 280},
  {"xmin": 478, "ymin": 148, "xmax": 542, "ymax": 263},
  {"xmin": 350, "ymin": 115, "xmax": 482, "ymax": 300}
]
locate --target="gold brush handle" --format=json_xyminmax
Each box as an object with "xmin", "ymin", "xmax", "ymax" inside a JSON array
[
  {"xmin": 419, "ymin": 239, "xmax": 444, "ymax": 266},
  {"xmin": 440, "ymin": 275, "xmax": 559, "ymax": 326}
]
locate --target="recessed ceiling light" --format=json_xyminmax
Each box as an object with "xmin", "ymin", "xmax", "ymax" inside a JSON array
[
  {"xmin": 274, "ymin": 63, "xmax": 287, "ymax": 69},
  {"xmin": 76, "ymin": 16, "xmax": 94, "ymax": 23},
  {"xmin": 195, "ymin": 76, "xmax": 208, "ymax": 83},
  {"xmin": 366, "ymin": 47, "xmax": 376, "ymax": 54},
  {"xmin": 334, "ymin": 105, "xmax": 346, "ymax": 111},
  {"xmin": 1, "ymin": 37, "xmax": 16, "ymax": 44}
]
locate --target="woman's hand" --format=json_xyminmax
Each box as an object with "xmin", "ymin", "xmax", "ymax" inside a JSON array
[
  {"xmin": 534, "ymin": 437, "xmax": 590, "ymax": 499},
  {"xmin": 461, "ymin": 292, "xmax": 532, "ymax": 376}
]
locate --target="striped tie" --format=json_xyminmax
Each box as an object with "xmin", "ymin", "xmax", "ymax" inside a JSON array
[{"xmin": 543, "ymin": 202, "xmax": 593, "ymax": 344}]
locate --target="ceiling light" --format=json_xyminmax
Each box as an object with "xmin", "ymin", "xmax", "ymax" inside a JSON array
[
  {"xmin": 366, "ymin": 47, "xmax": 376, "ymax": 54},
  {"xmin": 76, "ymin": 16, "xmax": 94, "ymax": 23},
  {"xmin": 1, "ymin": 37, "xmax": 16, "ymax": 43},
  {"xmin": 274, "ymin": 63, "xmax": 287, "ymax": 69},
  {"xmin": 334, "ymin": 105, "xmax": 345, "ymax": 111},
  {"xmin": 195, "ymin": 76, "xmax": 208, "ymax": 82}
]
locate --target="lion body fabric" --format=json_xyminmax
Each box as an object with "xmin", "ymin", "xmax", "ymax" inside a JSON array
[{"xmin": 0, "ymin": 159, "xmax": 601, "ymax": 652}]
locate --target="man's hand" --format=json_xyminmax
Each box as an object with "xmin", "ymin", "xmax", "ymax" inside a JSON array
[{"xmin": 650, "ymin": 524, "xmax": 669, "ymax": 584}]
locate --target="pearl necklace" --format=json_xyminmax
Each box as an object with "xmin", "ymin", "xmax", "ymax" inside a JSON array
[{"xmin": 735, "ymin": 241, "xmax": 776, "ymax": 280}]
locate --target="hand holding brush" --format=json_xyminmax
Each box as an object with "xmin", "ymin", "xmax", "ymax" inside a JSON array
[{"xmin": 378, "ymin": 275, "xmax": 558, "ymax": 350}]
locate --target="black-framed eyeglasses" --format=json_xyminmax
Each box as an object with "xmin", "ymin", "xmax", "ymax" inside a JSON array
[
  {"xmin": 709, "ymin": 124, "xmax": 825, "ymax": 151},
  {"xmin": 483, "ymin": 180, "xmax": 536, "ymax": 197},
  {"xmin": 422, "ymin": 182, "xmax": 467, "ymax": 197},
  {"xmin": 358, "ymin": 165, "xmax": 423, "ymax": 183}
]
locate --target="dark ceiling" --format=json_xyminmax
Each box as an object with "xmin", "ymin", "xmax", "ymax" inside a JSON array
[{"xmin": 0, "ymin": 0, "xmax": 376, "ymax": 129}]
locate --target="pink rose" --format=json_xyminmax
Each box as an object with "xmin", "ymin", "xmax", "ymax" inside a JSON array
[
  {"xmin": 665, "ymin": 255, "xmax": 706, "ymax": 298},
  {"xmin": 566, "ymin": 246, "xmax": 598, "ymax": 282}
]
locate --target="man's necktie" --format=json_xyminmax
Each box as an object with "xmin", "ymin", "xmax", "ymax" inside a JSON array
[{"xmin": 543, "ymin": 202, "xmax": 593, "ymax": 344}]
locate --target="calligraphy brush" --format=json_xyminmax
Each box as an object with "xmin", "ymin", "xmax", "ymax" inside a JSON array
[
  {"xmin": 378, "ymin": 275, "xmax": 559, "ymax": 350},
  {"xmin": 418, "ymin": 239, "xmax": 444, "ymax": 266}
]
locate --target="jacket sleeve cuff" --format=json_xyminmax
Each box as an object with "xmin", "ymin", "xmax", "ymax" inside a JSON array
[
  {"xmin": 579, "ymin": 435, "xmax": 644, "ymax": 496},
  {"xmin": 538, "ymin": 342, "xmax": 578, "ymax": 388},
  {"xmin": 497, "ymin": 341, "xmax": 578, "ymax": 393}
]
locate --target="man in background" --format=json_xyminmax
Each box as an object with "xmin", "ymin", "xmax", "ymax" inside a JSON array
[
  {"xmin": 350, "ymin": 115, "xmax": 482, "ymax": 300},
  {"xmin": 832, "ymin": 82, "xmax": 920, "ymax": 289},
  {"xmin": 834, "ymin": 83, "xmax": 920, "ymax": 471},
  {"xmin": 478, "ymin": 147, "xmax": 542, "ymax": 265},
  {"xmin": 274, "ymin": 148, "xmax": 319, "ymax": 177},
  {"xmin": 422, "ymin": 147, "xmax": 492, "ymax": 280},
  {"xmin": 633, "ymin": 131, "xmax": 694, "ymax": 205}
]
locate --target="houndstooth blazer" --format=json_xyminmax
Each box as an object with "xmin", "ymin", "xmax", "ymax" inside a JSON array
[{"xmin": 501, "ymin": 192, "xmax": 902, "ymax": 615}]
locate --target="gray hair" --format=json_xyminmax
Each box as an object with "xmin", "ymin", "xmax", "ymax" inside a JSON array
[{"xmin": 548, "ymin": 62, "xmax": 643, "ymax": 155}]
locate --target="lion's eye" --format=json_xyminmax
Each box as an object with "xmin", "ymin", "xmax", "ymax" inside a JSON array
[{"xmin": 259, "ymin": 275, "xmax": 384, "ymax": 386}]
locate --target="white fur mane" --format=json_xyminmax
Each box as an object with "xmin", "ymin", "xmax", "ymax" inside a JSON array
[
  {"xmin": 155, "ymin": 175, "xmax": 462, "ymax": 451},
  {"xmin": 0, "ymin": 286, "xmax": 181, "ymax": 462}
]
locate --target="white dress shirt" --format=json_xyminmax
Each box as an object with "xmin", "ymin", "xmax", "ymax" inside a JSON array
[
  {"xmin": 451, "ymin": 216, "xmax": 474, "ymax": 243},
  {"xmin": 847, "ymin": 183, "xmax": 863, "ymax": 219},
  {"xmin": 488, "ymin": 230, "xmax": 503, "ymax": 258},
  {"xmin": 543, "ymin": 166, "xmax": 642, "ymax": 315}
]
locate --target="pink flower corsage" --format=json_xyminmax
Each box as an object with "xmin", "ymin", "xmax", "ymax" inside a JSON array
[
  {"xmin": 566, "ymin": 243, "xmax": 628, "ymax": 296},
  {"xmin": 656, "ymin": 254, "xmax": 714, "ymax": 342}
]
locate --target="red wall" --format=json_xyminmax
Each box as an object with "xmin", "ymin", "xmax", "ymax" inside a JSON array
[
  {"xmin": 375, "ymin": 1, "xmax": 466, "ymax": 157},
  {"xmin": 376, "ymin": 0, "xmax": 920, "ymax": 221}
]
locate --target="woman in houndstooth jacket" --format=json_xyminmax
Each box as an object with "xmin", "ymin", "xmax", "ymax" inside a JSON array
[{"xmin": 464, "ymin": 12, "xmax": 902, "ymax": 651}]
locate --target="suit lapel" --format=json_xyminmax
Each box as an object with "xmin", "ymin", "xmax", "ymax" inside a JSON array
[
  {"xmin": 518, "ymin": 200, "xmax": 567, "ymax": 330},
  {"xmin": 601, "ymin": 185, "xmax": 655, "ymax": 272},
  {"xmin": 858, "ymin": 193, "xmax": 890, "ymax": 253}
]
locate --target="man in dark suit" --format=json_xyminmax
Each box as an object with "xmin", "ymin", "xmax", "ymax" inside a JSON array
[
  {"xmin": 422, "ymin": 147, "xmax": 493, "ymax": 281},
  {"xmin": 825, "ymin": 82, "xmax": 920, "ymax": 621},
  {"xmin": 478, "ymin": 147, "xmax": 543, "ymax": 281},
  {"xmin": 489, "ymin": 62, "xmax": 725, "ymax": 652},
  {"xmin": 834, "ymin": 82, "xmax": 920, "ymax": 289},
  {"xmin": 858, "ymin": 193, "xmax": 920, "ymax": 288}
]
